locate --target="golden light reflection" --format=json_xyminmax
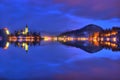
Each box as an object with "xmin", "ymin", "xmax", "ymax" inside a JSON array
[
  {"xmin": 106, "ymin": 38, "xmax": 110, "ymax": 41},
  {"xmin": 89, "ymin": 32, "xmax": 100, "ymax": 46},
  {"xmin": 112, "ymin": 37, "xmax": 117, "ymax": 42},
  {"xmin": 57, "ymin": 36, "xmax": 88, "ymax": 42},
  {"xmin": 22, "ymin": 43, "xmax": 28, "ymax": 52},
  {"xmin": 111, "ymin": 31, "xmax": 117, "ymax": 35},
  {"xmin": 3, "ymin": 42, "xmax": 10, "ymax": 49},
  {"xmin": 100, "ymin": 38, "xmax": 104, "ymax": 41},
  {"xmin": 53, "ymin": 37, "xmax": 58, "ymax": 41},
  {"xmin": 43, "ymin": 36, "xmax": 52, "ymax": 41},
  {"xmin": 77, "ymin": 37, "xmax": 88, "ymax": 41},
  {"xmin": 89, "ymin": 30, "xmax": 118, "ymax": 49},
  {"xmin": 2, "ymin": 26, "xmax": 119, "ymax": 52}
]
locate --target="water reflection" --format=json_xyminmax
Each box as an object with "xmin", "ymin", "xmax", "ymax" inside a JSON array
[
  {"xmin": 58, "ymin": 24, "xmax": 120, "ymax": 53},
  {"xmin": 0, "ymin": 24, "xmax": 120, "ymax": 79},
  {"xmin": 0, "ymin": 24, "xmax": 120, "ymax": 53}
]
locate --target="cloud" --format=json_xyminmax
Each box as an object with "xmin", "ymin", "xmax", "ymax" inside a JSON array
[
  {"xmin": 52, "ymin": 0, "xmax": 120, "ymax": 19},
  {"xmin": 0, "ymin": 1, "xmax": 120, "ymax": 79},
  {"xmin": 54, "ymin": 58, "xmax": 120, "ymax": 80},
  {"xmin": 1, "ymin": 0, "xmax": 120, "ymax": 20}
]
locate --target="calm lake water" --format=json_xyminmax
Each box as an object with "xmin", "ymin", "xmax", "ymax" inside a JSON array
[
  {"xmin": 0, "ymin": 41, "xmax": 120, "ymax": 80},
  {"xmin": 0, "ymin": 0, "xmax": 120, "ymax": 79}
]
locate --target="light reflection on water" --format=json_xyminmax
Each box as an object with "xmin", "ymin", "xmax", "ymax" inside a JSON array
[
  {"xmin": 0, "ymin": 41, "xmax": 120, "ymax": 79},
  {"xmin": 0, "ymin": 0, "xmax": 120, "ymax": 79}
]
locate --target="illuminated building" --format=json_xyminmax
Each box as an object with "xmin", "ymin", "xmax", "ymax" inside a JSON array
[
  {"xmin": 58, "ymin": 24, "xmax": 120, "ymax": 53},
  {"xmin": 0, "ymin": 25, "xmax": 42, "ymax": 52},
  {"xmin": 58, "ymin": 24, "xmax": 103, "ymax": 53},
  {"xmin": 8, "ymin": 25, "xmax": 42, "ymax": 52},
  {"xmin": 90, "ymin": 27, "xmax": 120, "ymax": 51},
  {"xmin": 0, "ymin": 24, "xmax": 120, "ymax": 53}
]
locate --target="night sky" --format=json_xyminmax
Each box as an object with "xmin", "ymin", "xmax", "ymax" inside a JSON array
[{"xmin": 0, "ymin": 0, "xmax": 120, "ymax": 79}]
